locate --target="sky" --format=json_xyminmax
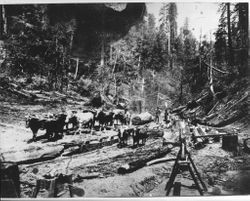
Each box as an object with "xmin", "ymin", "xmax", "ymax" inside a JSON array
[{"xmin": 147, "ymin": 2, "xmax": 221, "ymax": 41}]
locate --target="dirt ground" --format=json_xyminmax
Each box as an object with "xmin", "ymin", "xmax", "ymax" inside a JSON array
[{"xmin": 1, "ymin": 93, "xmax": 250, "ymax": 198}]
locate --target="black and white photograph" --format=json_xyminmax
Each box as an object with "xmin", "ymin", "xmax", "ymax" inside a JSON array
[{"xmin": 0, "ymin": 0, "xmax": 249, "ymax": 198}]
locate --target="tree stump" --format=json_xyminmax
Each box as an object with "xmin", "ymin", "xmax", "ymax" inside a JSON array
[{"xmin": 222, "ymin": 135, "xmax": 238, "ymax": 151}]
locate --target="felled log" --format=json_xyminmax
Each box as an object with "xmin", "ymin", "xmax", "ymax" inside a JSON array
[
  {"xmin": 62, "ymin": 146, "xmax": 80, "ymax": 156},
  {"xmin": 6, "ymin": 87, "xmax": 35, "ymax": 99},
  {"xmin": 202, "ymin": 113, "xmax": 218, "ymax": 121},
  {"xmin": 131, "ymin": 112, "xmax": 154, "ymax": 125},
  {"xmin": 117, "ymin": 146, "xmax": 170, "ymax": 174},
  {"xmin": 193, "ymin": 92, "xmax": 209, "ymax": 104},
  {"xmin": 23, "ymin": 89, "xmax": 42, "ymax": 94},
  {"xmin": 1, "ymin": 145, "xmax": 64, "ymax": 165},
  {"xmin": 146, "ymin": 157, "xmax": 175, "ymax": 166},
  {"xmin": 192, "ymin": 133, "xmax": 228, "ymax": 139},
  {"xmin": 66, "ymin": 100, "xmax": 85, "ymax": 105},
  {"xmin": 147, "ymin": 128, "xmax": 164, "ymax": 138},
  {"xmin": 171, "ymin": 106, "xmax": 186, "ymax": 114},
  {"xmin": 54, "ymin": 91, "xmax": 67, "ymax": 98},
  {"xmin": 207, "ymin": 101, "xmax": 219, "ymax": 115},
  {"xmin": 33, "ymin": 93, "xmax": 51, "ymax": 100},
  {"xmin": 73, "ymin": 173, "xmax": 101, "ymax": 182},
  {"xmin": 191, "ymin": 127, "xmax": 205, "ymax": 148}
]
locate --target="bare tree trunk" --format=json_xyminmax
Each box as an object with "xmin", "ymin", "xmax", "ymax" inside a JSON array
[
  {"xmin": 61, "ymin": 53, "xmax": 65, "ymax": 92},
  {"xmin": 209, "ymin": 57, "xmax": 215, "ymax": 98},
  {"xmin": 100, "ymin": 38, "xmax": 105, "ymax": 67},
  {"xmin": 74, "ymin": 58, "xmax": 79, "ymax": 79},
  {"xmin": 141, "ymin": 77, "xmax": 145, "ymax": 112},
  {"xmin": 69, "ymin": 31, "xmax": 74, "ymax": 51},
  {"xmin": 168, "ymin": 32, "xmax": 171, "ymax": 69},
  {"xmin": 109, "ymin": 44, "xmax": 112, "ymax": 62},
  {"xmin": 199, "ymin": 28, "xmax": 202, "ymax": 71},
  {"xmin": 112, "ymin": 48, "xmax": 119, "ymax": 75},
  {"xmin": 0, "ymin": 5, "xmax": 3, "ymax": 39},
  {"xmin": 114, "ymin": 76, "xmax": 118, "ymax": 105},
  {"xmin": 179, "ymin": 80, "xmax": 183, "ymax": 103},
  {"xmin": 2, "ymin": 5, "xmax": 7, "ymax": 34},
  {"xmin": 227, "ymin": 3, "xmax": 233, "ymax": 66}
]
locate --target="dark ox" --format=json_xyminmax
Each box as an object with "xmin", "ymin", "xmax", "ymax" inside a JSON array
[
  {"xmin": 25, "ymin": 114, "xmax": 67, "ymax": 141},
  {"xmin": 96, "ymin": 110, "xmax": 114, "ymax": 130},
  {"xmin": 43, "ymin": 114, "xmax": 67, "ymax": 139},
  {"xmin": 132, "ymin": 126, "xmax": 149, "ymax": 146},
  {"xmin": 117, "ymin": 126, "xmax": 134, "ymax": 147},
  {"xmin": 113, "ymin": 109, "xmax": 131, "ymax": 126},
  {"xmin": 25, "ymin": 116, "xmax": 46, "ymax": 141},
  {"xmin": 64, "ymin": 110, "xmax": 78, "ymax": 130},
  {"xmin": 113, "ymin": 109, "xmax": 126, "ymax": 125}
]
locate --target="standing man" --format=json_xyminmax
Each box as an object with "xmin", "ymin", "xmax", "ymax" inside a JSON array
[
  {"xmin": 125, "ymin": 108, "xmax": 131, "ymax": 125},
  {"xmin": 164, "ymin": 108, "xmax": 170, "ymax": 124},
  {"xmin": 155, "ymin": 107, "xmax": 161, "ymax": 123}
]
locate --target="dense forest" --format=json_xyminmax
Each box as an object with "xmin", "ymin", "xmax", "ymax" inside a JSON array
[{"xmin": 0, "ymin": 3, "xmax": 248, "ymax": 114}]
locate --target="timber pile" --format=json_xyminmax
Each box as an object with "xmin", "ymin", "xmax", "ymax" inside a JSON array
[{"xmin": 171, "ymin": 89, "xmax": 248, "ymax": 128}]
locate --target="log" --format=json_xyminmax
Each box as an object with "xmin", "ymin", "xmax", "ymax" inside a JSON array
[
  {"xmin": 203, "ymin": 62, "xmax": 229, "ymax": 74},
  {"xmin": 131, "ymin": 112, "xmax": 154, "ymax": 125},
  {"xmin": 54, "ymin": 91, "xmax": 67, "ymax": 98},
  {"xmin": 117, "ymin": 146, "xmax": 170, "ymax": 174},
  {"xmin": 6, "ymin": 87, "xmax": 34, "ymax": 99},
  {"xmin": 146, "ymin": 157, "xmax": 175, "ymax": 166},
  {"xmin": 207, "ymin": 101, "xmax": 219, "ymax": 115},
  {"xmin": 34, "ymin": 93, "xmax": 51, "ymax": 100},
  {"xmin": 171, "ymin": 106, "xmax": 186, "ymax": 114},
  {"xmin": 196, "ymin": 127, "xmax": 206, "ymax": 136},
  {"xmin": 147, "ymin": 129, "xmax": 164, "ymax": 138},
  {"xmin": 73, "ymin": 173, "xmax": 101, "ymax": 182},
  {"xmin": 23, "ymin": 89, "xmax": 42, "ymax": 94},
  {"xmin": 192, "ymin": 127, "xmax": 205, "ymax": 147},
  {"xmin": 62, "ymin": 146, "xmax": 80, "ymax": 156},
  {"xmin": 192, "ymin": 133, "xmax": 228, "ymax": 139},
  {"xmin": 196, "ymin": 92, "xmax": 209, "ymax": 103},
  {"xmin": 1, "ymin": 145, "xmax": 65, "ymax": 165}
]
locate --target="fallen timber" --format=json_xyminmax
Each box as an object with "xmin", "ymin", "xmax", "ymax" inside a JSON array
[
  {"xmin": 0, "ymin": 79, "xmax": 89, "ymax": 104},
  {"xmin": 192, "ymin": 133, "xmax": 233, "ymax": 139},
  {"xmin": 1, "ymin": 131, "xmax": 119, "ymax": 165},
  {"xmin": 117, "ymin": 146, "xmax": 171, "ymax": 174}
]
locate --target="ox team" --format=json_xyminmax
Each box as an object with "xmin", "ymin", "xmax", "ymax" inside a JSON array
[{"xmin": 25, "ymin": 108, "xmax": 151, "ymax": 147}]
